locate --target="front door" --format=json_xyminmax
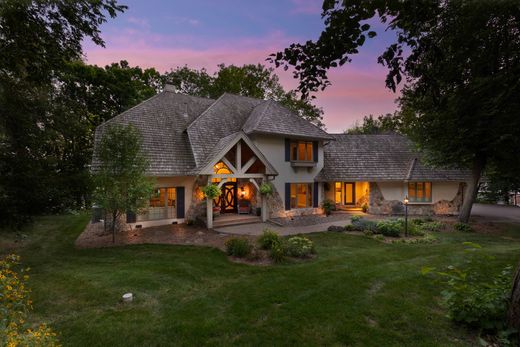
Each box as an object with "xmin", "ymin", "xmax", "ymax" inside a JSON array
[
  {"xmin": 221, "ymin": 181, "xmax": 237, "ymax": 213},
  {"xmin": 344, "ymin": 182, "xmax": 356, "ymax": 205}
]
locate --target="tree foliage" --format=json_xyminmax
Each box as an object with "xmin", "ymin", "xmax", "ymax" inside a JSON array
[
  {"xmin": 271, "ymin": 0, "xmax": 520, "ymax": 222},
  {"xmin": 164, "ymin": 64, "xmax": 325, "ymax": 128},
  {"xmin": 0, "ymin": 0, "xmax": 126, "ymax": 225},
  {"xmin": 345, "ymin": 113, "xmax": 400, "ymax": 134},
  {"xmin": 93, "ymin": 124, "xmax": 153, "ymax": 241}
]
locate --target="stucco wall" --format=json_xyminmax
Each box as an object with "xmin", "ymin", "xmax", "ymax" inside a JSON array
[{"xmin": 251, "ymin": 134, "xmax": 324, "ymax": 217}]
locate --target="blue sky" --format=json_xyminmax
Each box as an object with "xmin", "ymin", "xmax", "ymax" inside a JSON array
[{"xmin": 83, "ymin": 0, "xmax": 400, "ymax": 132}]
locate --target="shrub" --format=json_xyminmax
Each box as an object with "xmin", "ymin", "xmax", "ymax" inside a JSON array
[
  {"xmin": 376, "ymin": 219, "xmax": 402, "ymax": 237},
  {"xmin": 201, "ymin": 184, "xmax": 222, "ymax": 199},
  {"xmin": 321, "ymin": 199, "xmax": 335, "ymax": 216},
  {"xmin": 352, "ymin": 217, "xmax": 377, "ymax": 232},
  {"xmin": 412, "ymin": 218, "xmax": 425, "ymax": 225},
  {"xmin": 225, "ymin": 238, "xmax": 253, "ymax": 258},
  {"xmin": 344, "ymin": 224, "xmax": 357, "ymax": 232},
  {"xmin": 286, "ymin": 236, "xmax": 315, "ymax": 258},
  {"xmin": 1, "ymin": 254, "xmax": 60, "ymax": 347},
  {"xmin": 408, "ymin": 226, "xmax": 425, "ymax": 237},
  {"xmin": 363, "ymin": 229, "xmax": 374, "ymax": 237},
  {"xmin": 258, "ymin": 229, "xmax": 281, "ymax": 250},
  {"xmin": 361, "ymin": 203, "xmax": 369, "ymax": 213},
  {"xmin": 351, "ymin": 215, "xmax": 361, "ymax": 223},
  {"xmin": 454, "ymin": 222, "xmax": 473, "ymax": 233},
  {"xmin": 419, "ymin": 221, "xmax": 444, "ymax": 233},
  {"xmin": 422, "ymin": 243, "xmax": 513, "ymax": 336},
  {"xmin": 373, "ymin": 234, "xmax": 385, "ymax": 241},
  {"xmin": 270, "ymin": 242, "xmax": 286, "ymax": 263},
  {"xmin": 394, "ymin": 233, "xmax": 437, "ymax": 244}
]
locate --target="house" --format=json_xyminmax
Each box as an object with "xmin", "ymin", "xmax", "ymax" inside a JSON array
[{"xmin": 92, "ymin": 85, "xmax": 471, "ymax": 228}]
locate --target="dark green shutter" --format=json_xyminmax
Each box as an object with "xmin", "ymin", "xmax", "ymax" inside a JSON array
[
  {"xmin": 313, "ymin": 182, "xmax": 319, "ymax": 207},
  {"xmin": 313, "ymin": 141, "xmax": 318, "ymax": 162},
  {"xmin": 176, "ymin": 187, "xmax": 185, "ymax": 218},
  {"xmin": 285, "ymin": 183, "xmax": 291, "ymax": 210},
  {"xmin": 285, "ymin": 138, "xmax": 290, "ymax": 161}
]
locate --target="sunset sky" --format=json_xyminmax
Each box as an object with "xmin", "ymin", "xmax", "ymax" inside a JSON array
[{"xmin": 83, "ymin": 0, "xmax": 401, "ymax": 132}]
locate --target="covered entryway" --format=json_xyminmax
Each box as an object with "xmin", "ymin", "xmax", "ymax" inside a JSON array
[
  {"xmin": 197, "ymin": 132, "xmax": 278, "ymax": 228},
  {"xmin": 219, "ymin": 181, "xmax": 237, "ymax": 213},
  {"xmin": 330, "ymin": 181, "xmax": 370, "ymax": 210}
]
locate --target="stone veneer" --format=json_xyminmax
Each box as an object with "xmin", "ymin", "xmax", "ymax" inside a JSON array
[{"xmin": 368, "ymin": 182, "xmax": 465, "ymax": 216}]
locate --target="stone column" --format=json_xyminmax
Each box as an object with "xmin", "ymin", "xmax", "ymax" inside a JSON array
[
  {"xmin": 261, "ymin": 194, "xmax": 267, "ymax": 222},
  {"xmin": 206, "ymin": 197, "xmax": 213, "ymax": 229}
]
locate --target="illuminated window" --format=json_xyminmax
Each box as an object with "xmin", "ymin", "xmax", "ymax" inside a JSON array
[
  {"xmin": 138, "ymin": 187, "xmax": 176, "ymax": 221},
  {"xmin": 289, "ymin": 183, "xmax": 313, "ymax": 209},
  {"xmin": 408, "ymin": 182, "xmax": 432, "ymax": 202},
  {"xmin": 212, "ymin": 161, "xmax": 236, "ymax": 183},
  {"xmin": 290, "ymin": 141, "xmax": 313, "ymax": 161},
  {"xmin": 334, "ymin": 182, "xmax": 342, "ymax": 204}
]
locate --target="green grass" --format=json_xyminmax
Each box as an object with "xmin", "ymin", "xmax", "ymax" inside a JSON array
[{"xmin": 2, "ymin": 214, "xmax": 520, "ymax": 346}]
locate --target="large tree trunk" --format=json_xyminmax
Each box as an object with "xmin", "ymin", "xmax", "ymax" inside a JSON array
[
  {"xmin": 509, "ymin": 262, "xmax": 520, "ymax": 330},
  {"xmin": 458, "ymin": 157, "xmax": 486, "ymax": 223}
]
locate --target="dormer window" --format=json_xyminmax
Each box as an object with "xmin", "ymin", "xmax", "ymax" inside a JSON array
[{"xmin": 290, "ymin": 141, "xmax": 313, "ymax": 161}]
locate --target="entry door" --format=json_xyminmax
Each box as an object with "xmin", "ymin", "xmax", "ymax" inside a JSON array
[
  {"xmin": 221, "ymin": 182, "xmax": 238, "ymax": 213},
  {"xmin": 344, "ymin": 182, "xmax": 356, "ymax": 205}
]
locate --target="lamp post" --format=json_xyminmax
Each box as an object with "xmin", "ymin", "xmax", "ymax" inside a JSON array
[{"xmin": 404, "ymin": 196, "xmax": 409, "ymax": 237}]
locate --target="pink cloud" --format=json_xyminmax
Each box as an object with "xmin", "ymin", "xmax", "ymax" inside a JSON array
[{"xmin": 84, "ymin": 29, "xmax": 399, "ymax": 132}]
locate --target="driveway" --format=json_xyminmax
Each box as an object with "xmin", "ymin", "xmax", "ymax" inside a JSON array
[{"xmin": 471, "ymin": 203, "xmax": 520, "ymax": 222}]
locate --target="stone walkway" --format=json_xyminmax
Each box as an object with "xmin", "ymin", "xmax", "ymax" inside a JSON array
[{"xmin": 214, "ymin": 216, "xmax": 354, "ymax": 236}]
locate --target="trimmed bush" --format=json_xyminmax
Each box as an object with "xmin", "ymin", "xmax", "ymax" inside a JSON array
[
  {"xmin": 258, "ymin": 229, "xmax": 281, "ymax": 250},
  {"xmin": 454, "ymin": 222, "xmax": 473, "ymax": 233},
  {"xmin": 376, "ymin": 219, "xmax": 402, "ymax": 237},
  {"xmin": 225, "ymin": 238, "xmax": 253, "ymax": 258},
  {"xmin": 286, "ymin": 236, "xmax": 315, "ymax": 258}
]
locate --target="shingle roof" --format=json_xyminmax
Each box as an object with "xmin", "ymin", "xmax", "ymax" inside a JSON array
[
  {"xmin": 243, "ymin": 100, "xmax": 332, "ymax": 140},
  {"xmin": 187, "ymin": 93, "xmax": 263, "ymax": 168},
  {"xmin": 316, "ymin": 134, "xmax": 471, "ymax": 182},
  {"xmin": 92, "ymin": 91, "xmax": 214, "ymax": 176}
]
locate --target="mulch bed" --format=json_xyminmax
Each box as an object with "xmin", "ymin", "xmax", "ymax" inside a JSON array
[{"xmin": 75, "ymin": 221, "xmax": 256, "ymax": 251}]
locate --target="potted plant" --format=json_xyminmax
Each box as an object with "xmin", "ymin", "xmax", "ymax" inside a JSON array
[
  {"xmin": 259, "ymin": 182, "xmax": 273, "ymax": 196},
  {"xmin": 322, "ymin": 199, "xmax": 335, "ymax": 216},
  {"xmin": 201, "ymin": 184, "xmax": 222, "ymax": 200}
]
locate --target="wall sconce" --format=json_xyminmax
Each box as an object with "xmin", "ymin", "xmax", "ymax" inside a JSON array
[{"xmin": 240, "ymin": 186, "xmax": 246, "ymax": 198}]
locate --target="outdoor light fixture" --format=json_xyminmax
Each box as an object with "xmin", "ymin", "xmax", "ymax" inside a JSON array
[{"xmin": 403, "ymin": 195, "xmax": 409, "ymax": 237}]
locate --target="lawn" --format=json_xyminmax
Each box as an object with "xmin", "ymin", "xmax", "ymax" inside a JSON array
[{"xmin": 2, "ymin": 214, "xmax": 520, "ymax": 346}]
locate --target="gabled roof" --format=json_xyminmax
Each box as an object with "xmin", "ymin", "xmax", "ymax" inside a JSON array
[
  {"xmin": 187, "ymin": 93, "xmax": 263, "ymax": 168},
  {"xmin": 243, "ymin": 100, "xmax": 332, "ymax": 140},
  {"xmin": 316, "ymin": 134, "xmax": 471, "ymax": 182},
  {"xmin": 195, "ymin": 131, "xmax": 278, "ymax": 176},
  {"xmin": 92, "ymin": 91, "xmax": 214, "ymax": 176}
]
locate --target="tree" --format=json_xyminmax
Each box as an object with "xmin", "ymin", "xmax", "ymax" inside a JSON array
[
  {"xmin": 50, "ymin": 60, "xmax": 162, "ymax": 209},
  {"xmin": 93, "ymin": 124, "xmax": 153, "ymax": 242},
  {"xmin": 345, "ymin": 113, "xmax": 400, "ymax": 134},
  {"xmin": 0, "ymin": 0, "xmax": 126, "ymax": 225},
  {"xmin": 271, "ymin": 0, "xmax": 520, "ymax": 223},
  {"xmin": 164, "ymin": 64, "xmax": 325, "ymax": 128}
]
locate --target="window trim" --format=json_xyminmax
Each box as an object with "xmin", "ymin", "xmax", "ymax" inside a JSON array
[{"xmin": 407, "ymin": 182, "xmax": 432, "ymax": 203}]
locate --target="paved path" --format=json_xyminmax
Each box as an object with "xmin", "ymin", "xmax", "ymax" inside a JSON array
[
  {"xmin": 214, "ymin": 218, "xmax": 352, "ymax": 236},
  {"xmin": 471, "ymin": 203, "xmax": 520, "ymax": 222}
]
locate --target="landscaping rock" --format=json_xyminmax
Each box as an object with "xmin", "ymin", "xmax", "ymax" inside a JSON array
[{"xmin": 327, "ymin": 225, "xmax": 345, "ymax": 232}]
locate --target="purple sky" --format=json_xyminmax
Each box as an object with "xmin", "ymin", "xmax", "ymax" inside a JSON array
[{"xmin": 83, "ymin": 0, "xmax": 401, "ymax": 132}]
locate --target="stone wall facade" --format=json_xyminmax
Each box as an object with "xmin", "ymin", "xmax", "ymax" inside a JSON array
[
  {"xmin": 369, "ymin": 182, "xmax": 465, "ymax": 216},
  {"xmin": 185, "ymin": 175, "xmax": 207, "ymax": 222}
]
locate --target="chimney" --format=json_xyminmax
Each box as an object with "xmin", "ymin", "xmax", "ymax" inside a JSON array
[{"xmin": 164, "ymin": 84, "xmax": 175, "ymax": 92}]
